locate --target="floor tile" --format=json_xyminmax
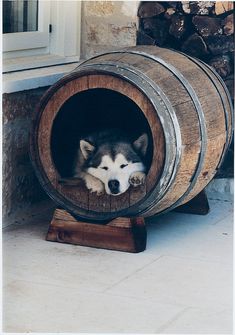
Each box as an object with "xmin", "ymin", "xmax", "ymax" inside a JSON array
[
  {"xmin": 3, "ymin": 233, "xmax": 158, "ymax": 294},
  {"xmin": 146, "ymin": 199, "xmax": 233, "ymax": 227},
  {"xmin": 145, "ymin": 207, "xmax": 233, "ymax": 263},
  {"xmin": 3, "ymin": 279, "xmax": 185, "ymax": 333},
  {"xmin": 158, "ymin": 306, "xmax": 232, "ymax": 334},
  {"xmin": 3, "ymin": 198, "xmax": 233, "ymax": 334},
  {"xmin": 106, "ymin": 255, "xmax": 232, "ymax": 310}
]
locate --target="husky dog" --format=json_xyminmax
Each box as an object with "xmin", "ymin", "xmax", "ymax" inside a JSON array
[{"xmin": 72, "ymin": 130, "xmax": 148, "ymax": 196}]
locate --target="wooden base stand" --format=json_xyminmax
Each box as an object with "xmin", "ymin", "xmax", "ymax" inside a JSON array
[
  {"xmin": 46, "ymin": 191, "xmax": 209, "ymax": 252},
  {"xmin": 46, "ymin": 209, "xmax": 147, "ymax": 253},
  {"xmin": 174, "ymin": 190, "xmax": 210, "ymax": 215}
]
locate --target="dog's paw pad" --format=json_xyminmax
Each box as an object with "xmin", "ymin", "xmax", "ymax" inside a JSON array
[
  {"xmin": 130, "ymin": 176, "xmax": 143, "ymax": 186},
  {"xmin": 129, "ymin": 172, "xmax": 146, "ymax": 187}
]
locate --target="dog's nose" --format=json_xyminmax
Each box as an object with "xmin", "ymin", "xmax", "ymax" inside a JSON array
[{"xmin": 108, "ymin": 179, "xmax": 120, "ymax": 194}]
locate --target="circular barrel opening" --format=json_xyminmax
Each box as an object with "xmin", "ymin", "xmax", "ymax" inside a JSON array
[
  {"xmin": 36, "ymin": 73, "xmax": 166, "ymax": 220},
  {"xmin": 51, "ymin": 88, "xmax": 153, "ymax": 178}
]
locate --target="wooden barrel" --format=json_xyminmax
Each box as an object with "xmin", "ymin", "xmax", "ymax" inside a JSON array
[{"xmin": 30, "ymin": 46, "xmax": 233, "ymax": 222}]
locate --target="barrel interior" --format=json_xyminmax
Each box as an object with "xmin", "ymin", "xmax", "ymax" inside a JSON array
[
  {"xmin": 51, "ymin": 88, "xmax": 153, "ymax": 178},
  {"xmin": 49, "ymin": 84, "xmax": 165, "ymax": 215},
  {"xmin": 37, "ymin": 73, "xmax": 166, "ymax": 218}
]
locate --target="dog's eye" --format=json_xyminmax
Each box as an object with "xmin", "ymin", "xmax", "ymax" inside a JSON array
[
  {"xmin": 120, "ymin": 164, "xmax": 128, "ymax": 169},
  {"xmin": 101, "ymin": 166, "xmax": 108, "ymax": 170}
]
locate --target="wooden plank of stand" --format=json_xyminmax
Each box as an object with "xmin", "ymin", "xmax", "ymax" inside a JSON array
[
  {"xmin": 46, "ymin": 209, "xmax": 147, "ymax": 253},
  {"xmin": 174, "ymin": 190, "xmax": 210, "ymax": 215}
]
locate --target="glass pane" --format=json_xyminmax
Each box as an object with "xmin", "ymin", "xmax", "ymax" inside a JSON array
[{"xmin": 3, "ymin": 0, "xmax": 38, "ymax": 34}]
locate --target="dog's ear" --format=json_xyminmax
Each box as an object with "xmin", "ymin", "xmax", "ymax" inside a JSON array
[
  {"xmin": 133, "ymin": 133, "xmax": 148, "ymax": 156},
  {"xmin": 80, "ymin": 140, "xmax": 95, "ymax": 159}
]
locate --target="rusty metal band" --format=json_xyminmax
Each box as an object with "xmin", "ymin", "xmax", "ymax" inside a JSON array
[
  {"xmin": 177, "ymin": 50, "xmax": 234, "ymax": 170},
  {"xmin": 77, "ymin": 61, "xmax": 182, "ymax": 216}
]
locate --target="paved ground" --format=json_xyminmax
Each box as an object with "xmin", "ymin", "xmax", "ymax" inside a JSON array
[{"xmin": 2, "ymin": 196, "xmax": 233, "ymax": 333}]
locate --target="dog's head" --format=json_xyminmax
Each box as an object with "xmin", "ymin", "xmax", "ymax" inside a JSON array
[{"xmin": 80, "ymin": 134, "xmax": 148, "ymax": 195}]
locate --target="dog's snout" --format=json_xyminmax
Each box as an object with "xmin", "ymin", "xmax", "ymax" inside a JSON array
[{"xmin": 108, "ymin": 179, "xmax": 120, "ymax": 194}]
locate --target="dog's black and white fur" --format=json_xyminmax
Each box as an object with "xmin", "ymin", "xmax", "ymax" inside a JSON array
[{"xmin": 72, "ymin": 130, "xmax": 148, "ymax": 196}]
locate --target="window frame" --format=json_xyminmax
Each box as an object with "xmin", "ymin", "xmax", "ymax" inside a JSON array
[
  {"xmin": 3, "ymin": 0, "xmax": 81, "ymax": 73},
  {"xmin": 3, "ymin": 0, "xmax": 50, "ymax": 53}
]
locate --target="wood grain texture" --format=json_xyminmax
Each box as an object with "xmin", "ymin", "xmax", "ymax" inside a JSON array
[
  {"xmin": 113, "ymin": 46, "xmax": 231, "ymax": 215},
  {"xmin": 46, "ymin": 209, "xmax": 147, "ymax": 253},
  {"xmin": 31, "ymin": 46, "xmax": 232, "ymax": 220},
  {"xmin": 88, "ymin": 192, "xmax": 111, "ymax": 213},
  {"xmin": 181, "ymin": 133, "xmax": 227, "ymax": 204},
  {"xmin": 144, "ymin": 142, "xmax": 201, "ymax": 216}
]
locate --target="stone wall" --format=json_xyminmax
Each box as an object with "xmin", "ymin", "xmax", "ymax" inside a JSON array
[
  {"xmin": 81, "ymin": 1, "xmax": 139, "ymax": 58},
  {"xmin": 3, "ymin": 88, "xmax": 50, "ymax": 227},
  {"xmin": 137, "ymin": 1, "xmax": 234, "ymax": 103}
]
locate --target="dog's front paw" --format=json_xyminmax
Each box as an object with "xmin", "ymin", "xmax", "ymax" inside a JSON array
[
  {"xmin": 129, "ymin": 171, "xmax": 146, "ymax": 187},
  {"xmin": 85, "ymin": 175, "xmax": 104, "ymax": 195},
  {"xmin": 90, "ymin": 183, "xmax": 105, "ymax": 195}
]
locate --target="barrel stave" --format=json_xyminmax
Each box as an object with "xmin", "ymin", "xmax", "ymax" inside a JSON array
[
  {"xmin": 32, "ymin": 46, "xmax": 232, "ymax": 220},
  {"xmin": 182, "ymin": 132, "xmax": 227, "ymax": 204},
  {"xmin": 143, "ymin": 141, "xmax": 201, "ymax": 216}
]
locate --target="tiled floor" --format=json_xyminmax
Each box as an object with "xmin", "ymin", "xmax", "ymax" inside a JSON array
[{"xmin": 2, "ymin": 197, "xmax": 233, "ymax": 333}]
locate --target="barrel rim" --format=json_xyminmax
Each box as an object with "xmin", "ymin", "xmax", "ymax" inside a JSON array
[
  {"xmin": 30, "ymin": 66, "xmax": 173, "ymax": 220},
  {"xmin": 30, "ymin": 46, "xmax": 232, "ymax": 219},
  {"xmin": 79, "ymin": 61, "xmax": 183, "ymax": 214}
]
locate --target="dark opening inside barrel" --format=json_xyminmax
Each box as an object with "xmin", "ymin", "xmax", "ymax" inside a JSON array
[
  {"xmin": 51, "ymin": 88, "xmax": 154, "ymax": 178},
  {"xmin": 30, "ymin": 46, "xmax": 233, "ymax": 222}
]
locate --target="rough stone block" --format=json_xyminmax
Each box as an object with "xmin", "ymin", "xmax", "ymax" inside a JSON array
[
  {"xmin": 142, "ymin": 18, "xmax": 169, "ymax": 46},
  {"xmin": 86, "ymin": 22, "xmax": 109, "ymax": 45},
  {"xmin": 164, "ymin": 7, "xmax": 176, "ymax": 19},
  {"xmin": 206, "ymin": 35, "xmax": 234, "ymax": 55},
  {"xmin": 137, "ymin": 30, "xmax": 155, "ymax": 45},
  {"xmin": 3, "ymin": 88, "xmax": 49, "ymax": 224},
  {"xmin": 182, "ymin": 33, "xmax": 209, "ymax": 57},
  {"xmin": 192, "ymin": 16, "xmax": 223, "ymax": 37},
  {"xmin": 222, "ymin": 14, "xmax": 234, "ymax": 36},
  {"xmin": 182, "ymin": 1, "xmax": 215, "ymax": 15},
  {"xmin": 138, "ymin": 2, "xmax": 165, "ymax": 18},
  {"xmin": 169, "ymin": 14, "xmax": 187, "ymax": 39},
  {"xmin": 84, "ymin": 1, "xmax": 115, "ymax": 17},
  {"xmin": 209, "ymin": 55, "xmax": 232, "ymax": 78},
  {"xmin": 108, "ymin": 22, "xmax": 137, "ymax": 46}
]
